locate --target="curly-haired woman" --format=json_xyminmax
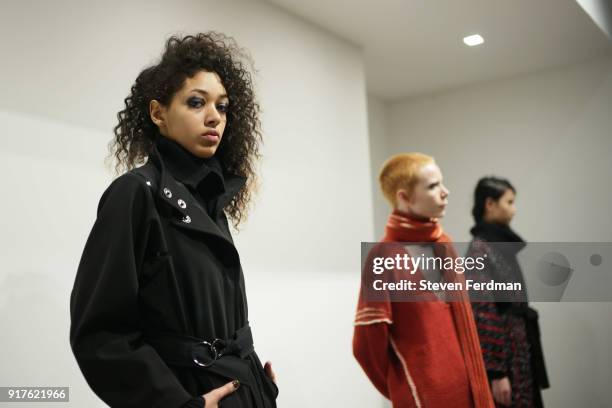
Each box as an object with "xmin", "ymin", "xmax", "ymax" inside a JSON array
[{"xmin": 70, "ymin": 33, "xmax": 278, "ymax": 408}]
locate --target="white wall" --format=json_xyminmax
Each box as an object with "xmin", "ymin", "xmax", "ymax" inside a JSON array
[
  {"xmin": 366, "ymin": 96, "xmax": 391, "ymax": 241},
  {"xmin": 369, "ymin": 56, "xmax": 612, "ymax": 407},
  {"xmin": 0, "ymin": 1, "xmax": 378, "ymax": 407}
]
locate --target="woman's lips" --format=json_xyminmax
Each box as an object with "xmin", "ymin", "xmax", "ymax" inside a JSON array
[{"xmin": 201, "ymin": 133, "xmax": 219, "ymax": 142}]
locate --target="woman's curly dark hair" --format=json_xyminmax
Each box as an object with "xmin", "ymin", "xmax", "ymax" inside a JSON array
[{"xmin": 110, "ymin": 32, "xmax": 262, "ymax": 227}]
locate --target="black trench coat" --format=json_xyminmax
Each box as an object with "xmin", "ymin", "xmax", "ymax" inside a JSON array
[{"xmin": 70, "ymin": 143, "xmax": 278, "ymax": 408}]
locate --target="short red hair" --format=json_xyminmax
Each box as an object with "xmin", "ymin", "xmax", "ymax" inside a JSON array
[{"xmin": 379, "ymin": 153, "xmax": 435, "ymax": 207}]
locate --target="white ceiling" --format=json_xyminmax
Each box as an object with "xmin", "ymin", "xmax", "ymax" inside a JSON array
[{"xmin": 264, "ymin": 0, "xmax": 612, "ymax": 101}]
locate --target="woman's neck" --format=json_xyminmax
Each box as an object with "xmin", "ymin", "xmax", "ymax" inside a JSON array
[
  {"xmin": 482, "ymin": 214, "xmax": 509, "ymax": 227},
  {"xmin": 394, "ymin": 207, "xmax": 432, "ymax": 223}
]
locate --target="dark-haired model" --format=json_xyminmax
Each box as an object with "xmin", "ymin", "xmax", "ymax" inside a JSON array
[
  {"xmin": 70, "ymin": 33, "xmax": 278, "ymax": 408},
  {"xmin": 467, "ymin": 177, "xmax": 549, "ymax": 408}
]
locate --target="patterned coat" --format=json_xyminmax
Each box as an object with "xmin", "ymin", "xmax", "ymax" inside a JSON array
[{"xmin": 467, "ymin": 222, "xmax": 549, "ymax": 408}]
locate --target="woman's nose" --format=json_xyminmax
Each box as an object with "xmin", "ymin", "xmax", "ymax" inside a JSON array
[
  {"xmin": 441, "ymin": 185, "xmax": 450, "ymax": 198},
  {"xmin": 205, "ymin": 106, "xmax": 221, "ymax": 128}
]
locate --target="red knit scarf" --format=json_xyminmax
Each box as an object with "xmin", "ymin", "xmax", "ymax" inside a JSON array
[{"xmin": 385, "ymin": 210, "xmax": 494, "ymax": 408}]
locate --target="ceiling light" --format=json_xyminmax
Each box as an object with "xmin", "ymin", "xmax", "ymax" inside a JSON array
[{"xmin": 463, "ymin": 34, "xmax": 484, "ymax": 47}]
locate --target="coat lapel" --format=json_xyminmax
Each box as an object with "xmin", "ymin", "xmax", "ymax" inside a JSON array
[{"xmin": 148, "ymin": 148, "xmax": 244, "ymax": 249}]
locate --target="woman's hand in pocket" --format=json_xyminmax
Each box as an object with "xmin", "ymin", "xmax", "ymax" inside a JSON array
[
  {"xmin": 202, "ymin": 380, "xmax": 240, "ymax": 408},
  {"xmin": 264, "ymin": 361, "xmax": 277, "ymax": 384}
]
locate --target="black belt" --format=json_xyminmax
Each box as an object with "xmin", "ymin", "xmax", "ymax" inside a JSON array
[
  {"xmin": 145, "ymin": 324, "xmax": 255, "ymax": 369},
  {"xmin": 147, "ymin": 323, "xmax": 275, "ymax": 408}
]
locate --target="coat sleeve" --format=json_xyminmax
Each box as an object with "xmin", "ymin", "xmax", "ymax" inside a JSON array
[
  {"xmin": 70, "ymin": 173, "xmax": 194, "ymax": 408},
  {"xmin": 467, "ymin": 240, "xmax": 511, "ymax": 380},
  {"xmin": 352, "ymin": 246, "xmax": 394, "ymax": 399},
  {"xmin": 352, "ymin": 298, "xmax": 393, "ymax": 399},
  {"xmin": 471, "ymin": 301, "xmax": 511, "ymax": 380}
]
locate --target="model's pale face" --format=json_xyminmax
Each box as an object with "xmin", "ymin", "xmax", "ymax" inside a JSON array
[
  {"xmin": 150, "ymin": 70, "xmax": 229, "ymax": 158},
  {"xmin": 397, "ymin": 163, "xmax": 449, "ymax": 220},
  {"xmin": 485, "ymin": 188, "xmax": 516, "ymax": 226}
]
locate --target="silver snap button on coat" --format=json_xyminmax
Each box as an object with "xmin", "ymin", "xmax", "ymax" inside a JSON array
[
  {"xmin": 182, "ymin": 215, "xmax": 191, "ymax": 224},
  {"xmin": 163, "ymin": 187, "xmax": 172, "ymax": 198},
  {"xmin": 146, "ymin": 181, "xmax": 152, "ymax": 186},
  {"xmin": 177, "ymin": 199, "xmax": 187, "ymax": 209}
]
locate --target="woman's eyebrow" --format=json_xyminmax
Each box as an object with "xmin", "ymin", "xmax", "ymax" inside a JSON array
[{"xmin": 190, "ymin": 88, "xmax": 228, "ymax": 99}]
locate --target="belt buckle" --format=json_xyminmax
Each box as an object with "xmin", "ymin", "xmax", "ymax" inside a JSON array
[
  {"xmin": 211, "ymin": 338, "xmax": 226, "ymax": 358},
  {"xmin": 192, "ymin": 340, "xmax": 219, "ymax": 367}
]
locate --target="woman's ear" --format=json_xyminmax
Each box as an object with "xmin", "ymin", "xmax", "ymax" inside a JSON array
[
  {"xmin": 149, "ymin": 100, "xmax": 166, "ymax": 133},
  {"xmin": 396, "ymin": 189, "xmax": 411, "ymax": 206},
  {"xmin": 484, "ymin": 197, "xmax": 496, "ymax": 213}
]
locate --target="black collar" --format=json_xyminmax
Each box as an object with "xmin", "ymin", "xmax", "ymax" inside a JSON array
[
  {"xmin": 151, "ymin": 137, "xmax": 246, "ymax": 211},
  {"xmin": 470, "ymin": 221, "xmax": 526, "ymax": 249},
  {"xmin": 141, "ymin": 140, "xmax": 247, "ymax": 247},
  {"xmin": 156, "ymin": 137, "xmax": 224, "ymax": 194}
]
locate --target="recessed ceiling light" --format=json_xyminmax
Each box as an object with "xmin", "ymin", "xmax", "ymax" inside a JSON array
[{"xmin": 463, "ymin": 34, "xmax": 484, "ymax": 47}]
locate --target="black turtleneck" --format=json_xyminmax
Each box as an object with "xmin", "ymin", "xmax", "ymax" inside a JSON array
[
  {"xmin": 470, "ymin": 221, "xmax": 525, "ymax": 245},
  {"xmin": 471, "ymin": 221, "xmax": 528, "ymax": 311},
  {"xmin": 156, "ymin": 137, "xmax": 226, "ymax": 219}
]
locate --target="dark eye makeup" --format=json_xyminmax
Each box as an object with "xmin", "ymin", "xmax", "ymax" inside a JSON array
[
  {"xmin": 187, "ymin": 97, "xmax": 229, "ymax": 113},
  {"xmin": 187, "ymin": 97, "xmax": 204, "ymax": 108}
]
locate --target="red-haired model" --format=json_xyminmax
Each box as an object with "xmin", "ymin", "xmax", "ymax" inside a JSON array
[{"xmin": 353, "ymin": 153, "xmax": 494, "ymax": 408}]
